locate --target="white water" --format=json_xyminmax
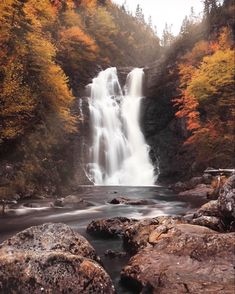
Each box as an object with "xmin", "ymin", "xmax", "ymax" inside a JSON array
[{"xmin": 87, "ymin": 67, "xmax": 156, "ymax": 186}]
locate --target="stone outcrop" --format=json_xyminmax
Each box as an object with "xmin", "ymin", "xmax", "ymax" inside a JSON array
[
  {"xmin": 218, "ymin": 175, "xmax": 235, "ymax": 220},
  {"xmin": 0, "ymin": 223, "xmax": 114, "ymax": 293},
  {"xmin": 189, "ymin": 175, "xmax": 235, "ymax": 231},
  {"xmin": 123, "ymin": 216, "xmax": 182, "ymax": 254},
  {"xmin": 87, "ymin": 217, "xmax": 137, "ymax": 238},
  {"xmin": 109, "ymin": 196, "xmax": 151, "ymax": 205},
  {"xmin": 121, "ymin": 224, "xmax": 235, "ymax": 293}
]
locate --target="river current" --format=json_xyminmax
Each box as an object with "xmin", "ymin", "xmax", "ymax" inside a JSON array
[{"xmin": 0, "ymin": 186, "xmax": 203, "ymax": 293}]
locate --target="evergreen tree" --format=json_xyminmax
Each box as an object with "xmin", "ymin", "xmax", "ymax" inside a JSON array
[
  {"xmin": 135, "ymin": 4, "xmax": 145, "ymax": 23},
  {"xmin": 161, "ymin": 23, "xmax": 174, "ymax": 47},
  {"xmin": 148, "ymin": 15, "xmax": 152, "ymax": 28}
]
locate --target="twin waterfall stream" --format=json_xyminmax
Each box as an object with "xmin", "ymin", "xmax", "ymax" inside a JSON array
[{"xmin": 87, "ymin": 67, "xmax": 156, "ymax": 186}]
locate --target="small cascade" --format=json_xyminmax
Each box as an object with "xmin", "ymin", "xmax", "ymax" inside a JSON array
[{"xmin": 87, "ymin": 67, "xmax": 156, "ymax": 186}]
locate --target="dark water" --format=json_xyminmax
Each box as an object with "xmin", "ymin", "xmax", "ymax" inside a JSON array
[{"xmin": 0, "ymin": 186, "xmax": 201, "ymax": 293}]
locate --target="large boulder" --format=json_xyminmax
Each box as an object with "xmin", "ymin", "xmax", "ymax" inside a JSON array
[
  {"xmin": 123, "ymin": 216, "xmax": 183, "ymax": 254},
  {"xmin": 121, "ymin": 224, "xmax": 235, "ymax": 293},
  {"xmin": 0, "ymin": 223, "xmax": 114, "ymax": 293},
  {"xmin": 87, "ymin": 217, "xmax": 137, "ymax": 238}
]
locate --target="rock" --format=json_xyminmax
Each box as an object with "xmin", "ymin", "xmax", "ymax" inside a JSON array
[
  {"xmin": 202, "ymin": 173, "xmax": 213, "ymax": 185},
  {"xmin": 218, "ymin": 175, "xmax": 235, "ymax": 220},
  {"xmin": 188, "ymin": 176, "xmax": 203, "ymax": 188},
  {"xmin": 87, "ymin": 217, "xmax": 137, "ymax": 238},
  {"xmin": 121, "ymin": 224, "xmax": 235, "ymax": 293},
  {"xmin": 191, "ymin": 200, "xmax": 224, "ymax": 231},
  {"xmin": 53, "ymin": 198, "xmax": 64, "ymax": 207},
  {"xmin": 178, "ymin": 184, "xmax": 214, "ymax": 200},
  {"xmin": 0, "ymin": 223, "xmax": 114, "ymax": 293},
  {"xmin": 194, "ymin": 200, "xmax": 220, "ymax": 218},
  {"xmin": 0, "ymin": 223, "xmax": 99, "ymax": 262},
  {"xmin": 104, "ymin": 249, "xmax": 126, "ymax": 258},
  {"xmin": 53, "ymin": 195, "xmax": 93, "ymax": 209},
  {"xmin": 23, "ymin": 202, "xmax": 44, "ymax": 208},
  {"xmin": 148, "ymin": 225, "xmax": 168, "ymax": 244},
  {"xmin": 109, "ymin": 197, "xmax": 151, "ymax": 205},
  {"xmin": 170, "ymin": 181, "xmax": 188, "ymax": 193},
  {"xmin": 123, "ymin": 216, "xmax": 182, "ymax": 254},
  {"xmin": 191, "ymin": 216, "xmax": 223, "ymax": 231}
]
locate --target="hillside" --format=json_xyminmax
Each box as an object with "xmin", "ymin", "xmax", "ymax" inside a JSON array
[
  {"xmin": 0, "ymin": 0, "xmax": 160, "ymax": 198},
  {"xmin": 143, "ymin": 0, "xmax": 235, "ymax": 182}
]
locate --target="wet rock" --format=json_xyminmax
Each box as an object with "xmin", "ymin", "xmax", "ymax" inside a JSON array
[
  {"xmin": 0, "ymin": 223, "xmax": 114, "ymax": 293},
  {"xmin": 53, "ymin": 195, "xmax": 93, "ymax": 209},
  {"xmin": 87, "ymin": 217, "xmax": 137, "ymax": 238},
  {"xmin": 218, "ymin": 175, "xmax": 235, "ymax": 220},
  {"xmin": 23, "ymin": 202, "xmax": 45, "ymax": 208},
  {"xmin": 109, "ymin": 197, "xmax": 151, "ymax": 205},
  {"xmin": 123, "ymin": 216, "xmax": 183, "ymax": 254},
  {"xmin": 121, "ymin": 224, "xmax": 235, "ymax": 293},
  {"xmin": 178, "ymin": 184, "xmax": 213, "ymax": 200},
  {"xmin": 104, "ymin": 249, "xmax": 126, "ymax": 258}
]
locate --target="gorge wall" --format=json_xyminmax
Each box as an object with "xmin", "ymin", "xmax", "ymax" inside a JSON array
[{"xmin": 142, "ymin": 59, "xmax": 190, "ymax": 183}]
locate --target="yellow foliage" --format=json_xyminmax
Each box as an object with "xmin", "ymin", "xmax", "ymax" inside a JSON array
[
  {"xmin": 23, "ymin": 0, "xmax": 56, "ymax": 29},
  {"xmin": 188, "ymin": 49, "xmax": 235, "ymax": 103},
  {"xmin": 40, "ymin": 64, "xmax": 76, "ymax": 132},
  {"xmin": 218, "ymin": 27, "xmax": 233, "ymax": 50},
  {"xmin": 80, "ymin": 0, "xmax": 97, "ymax": 11},
  {"xmin": 60, "ymin": 26, "xmax": 98, "ymax": 58},
  {"xmin": 0, "ymin": 61, "xmax": 36, "ymax": 139},
  {"xmin": 63, "ymin": 10, "xmax": 83, "ymax": 28},
  {"xmin": 26, "ymin": 32, "xmax": 56, "ymax": 68}
]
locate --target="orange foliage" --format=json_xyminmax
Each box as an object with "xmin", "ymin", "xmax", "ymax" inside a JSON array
[{"xmin": 174, "ymin": 26, "xmax": 235, "ymax": 167}]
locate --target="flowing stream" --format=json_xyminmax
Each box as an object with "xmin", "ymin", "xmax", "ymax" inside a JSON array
[
  {"xmin": 0, "ymin": 186, "xmax": 204, "ymax": 293},
  {"xmin": 87, "ymin": 67, "xmax": 156, "ymax": 186}
]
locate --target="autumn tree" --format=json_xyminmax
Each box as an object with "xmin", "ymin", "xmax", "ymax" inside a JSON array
[{"xmin": 174, "ymin": 27, "xmax": 234, "ymax": 167}]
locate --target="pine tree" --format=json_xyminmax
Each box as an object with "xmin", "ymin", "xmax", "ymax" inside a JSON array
[
  {"xmin": 161, "ymin": 23, "xmax": 174, "ymax": 47},
  {"xmin": 148, "ymin": 15, "xmax": 152, "ymax": 28}
]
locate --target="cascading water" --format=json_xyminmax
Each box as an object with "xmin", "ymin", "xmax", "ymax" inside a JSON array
[{"xmin": 87, "ymin": 67, "xmax": 156, "ymax": 186}]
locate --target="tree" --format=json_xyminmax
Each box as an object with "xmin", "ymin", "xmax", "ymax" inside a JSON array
[
  {"xmin": 161, "ymin": 23, "xmax": 174, "ymax": 47},
  {"xmin": 135, "ymin": 4, "xmax": 145, "ymax": 23},
  {"xmin": 148, "ymin": 15, "xmax": 153, "ymax": 28},
  {"xmin": 174, "ymin": 26, "xmax": 234, "ymax": 168}
]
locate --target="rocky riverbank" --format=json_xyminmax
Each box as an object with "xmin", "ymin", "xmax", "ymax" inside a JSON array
[
  {"xmin": 86, "ymin": 175, "xmax": 235, "ymax": 293},
  {"xmin": 0, "ymin": 175, "xmax": 234, "ymax": 293}
]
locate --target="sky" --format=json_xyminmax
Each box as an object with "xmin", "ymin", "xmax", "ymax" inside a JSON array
[{"xmin": 111, "ymin": 0, "xmax": 204, "ymax": 37}]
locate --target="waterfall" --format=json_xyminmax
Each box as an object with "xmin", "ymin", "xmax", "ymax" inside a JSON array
[{"xmin": 87, "ymin": 67, "xmax": 156, "ymax": 186}]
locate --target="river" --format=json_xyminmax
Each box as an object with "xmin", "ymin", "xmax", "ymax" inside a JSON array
[{"xmin": 0, "ymin": 185, "xmax": 203, "ymax": 293}]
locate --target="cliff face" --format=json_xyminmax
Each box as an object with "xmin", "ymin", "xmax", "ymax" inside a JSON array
[{"xmin": 142, "ymin": 59, "xmax": 193, "ymax": 183}]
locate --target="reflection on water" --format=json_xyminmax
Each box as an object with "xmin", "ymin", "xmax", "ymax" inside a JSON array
[{"xmin": 0, "ymin": 186, "xmax": 200, "ymax": 293}]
